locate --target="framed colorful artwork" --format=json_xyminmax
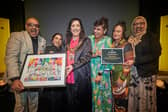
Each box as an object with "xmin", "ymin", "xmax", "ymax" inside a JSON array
[{"xmin": 20, "ymin": 53, "xmax": 66, "ymax": 88}]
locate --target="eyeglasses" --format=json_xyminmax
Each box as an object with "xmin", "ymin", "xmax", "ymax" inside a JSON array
[
  {"xmin": 133, "ymin": 22, "xmax": 145, "ymax": 26},
  {"xmin": 27, "ymin": 23, "xmax": 40, "ymax": 28}
]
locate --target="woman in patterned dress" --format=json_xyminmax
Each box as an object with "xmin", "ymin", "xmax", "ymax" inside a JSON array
[
  {"xmin": 89, "ymin": 17, "xmax": 113, "ymax": 112},
  {"xmin": 128, "ymin": 16, "xmax": 161, "ymax": 112},
  {"xmin": 111, "ymin": 21, "xmax": 134, "ymax": 112}
]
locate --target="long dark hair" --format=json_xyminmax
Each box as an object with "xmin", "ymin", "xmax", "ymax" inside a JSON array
[
  {"xmin": 112, "ymin": 21, "xmax": 126, "ymax": 39},
  {"xmin": 66, "ymin": 18, "xmax": 85, "ymax": 44}
]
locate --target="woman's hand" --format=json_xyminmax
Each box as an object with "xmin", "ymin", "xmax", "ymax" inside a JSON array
[
  {"xmin": 92, "ymin": 49, "xmax": 102, "ymax": 57},
  {"xmin": 66, "ymin": 65, "xmax": 73, "ymax": 77},
  {"xmin": 123, "ymin": 60, "xmax": 134, "ymax": 66},
  {"xmin": 95, "ymin": 75, "xmax": 102, "ymax": 83}
]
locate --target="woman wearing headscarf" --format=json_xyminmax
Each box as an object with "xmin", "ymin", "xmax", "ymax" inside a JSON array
[{"xmin": 128, "ymin": 16, "xmax": 161, "ymax": 112}]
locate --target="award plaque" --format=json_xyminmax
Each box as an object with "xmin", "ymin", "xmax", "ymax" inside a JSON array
[{"xmin": 101, "ymin": 48, "xmax": 124, "ymax": 64}]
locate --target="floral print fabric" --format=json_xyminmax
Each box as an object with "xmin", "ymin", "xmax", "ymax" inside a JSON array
[{"xmin": 89, "ymin": 35, "xmax": 113, "ymax": 112}]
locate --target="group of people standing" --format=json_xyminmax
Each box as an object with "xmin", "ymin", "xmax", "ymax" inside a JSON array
[{"xmin": 5, "ymin": 16, "xmax": 161, "ymax": 112}]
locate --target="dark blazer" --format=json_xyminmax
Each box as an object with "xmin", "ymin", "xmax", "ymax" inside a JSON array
[
  {"xmin": 66, "ymin": 37, "xmax": 92, "ymax": 112},
  {"xmin": 72, "ymin": 37, "xmax": 92, "ymax": 80}
]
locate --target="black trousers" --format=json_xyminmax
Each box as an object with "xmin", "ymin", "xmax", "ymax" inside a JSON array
[
  {"xmin": 38, "ymin": 87, "xmax": 67, "ymax": 112},
  {"xmin": 66, "ymin": 82, "xmax": 92, "ymax": 112}
]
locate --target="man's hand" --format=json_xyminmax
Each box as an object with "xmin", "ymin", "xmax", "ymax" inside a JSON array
[{"xmin": 11, "ymin": 79, "xmax": 24, "ymax": 92}]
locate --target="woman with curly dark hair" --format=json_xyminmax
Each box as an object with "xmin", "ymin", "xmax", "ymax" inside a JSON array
[{"xmin": 89, "ymin": 17, "xmax": 113, "ymax": 112}]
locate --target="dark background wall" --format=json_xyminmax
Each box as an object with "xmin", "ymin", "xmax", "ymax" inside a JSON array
[
  {"xmin": 1, "ymin": 0, "xmax": 167, "ymax": 43},
  {"xmin": 0, "ymin": 0, "xmax": 25, "ymax": 32},
  {"xmin": 24, "ymin": 0, "xmax": 139, "ymax": 44}
]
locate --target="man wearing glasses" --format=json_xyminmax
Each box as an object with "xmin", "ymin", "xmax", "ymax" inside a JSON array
[{"xmin": 5, "ymin": 17, "xmax": 46, "ymax": 112}]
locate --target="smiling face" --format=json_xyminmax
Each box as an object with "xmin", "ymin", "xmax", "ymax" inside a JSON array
[
  {"xmin": 25, "ymin": 18, "xmax": 40, "ymax": 38},
  {"xmin": 94, "ymin": 25, "xmax": 105, "ymax": 39},
  {"xmin": 52, "ymin": 34, "xmax": 62, "ymax": 48},
  {"xmin": 70, "ymin": 20, "xmax": 81, "ymax": 37},
  {"xmin": 133, "ymin": 18, "xmax": 145, "ymax": 34},
  {"xmin": 113, "ymin": 25, "xmax": 123, "ymax": 41}
]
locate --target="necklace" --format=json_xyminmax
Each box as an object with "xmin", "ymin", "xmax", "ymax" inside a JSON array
[
  {"xmin": 67, "ymin": 40, "xmax": 83, "ymax": 53},
  {"xmin": 112, "ymin": 39, "xmax": 126, "ymax": 48}
]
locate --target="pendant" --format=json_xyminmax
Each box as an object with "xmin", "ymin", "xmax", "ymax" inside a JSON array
[{"xmin": 69, "ymin": 53, "xmax": 74, "ymax": 61}]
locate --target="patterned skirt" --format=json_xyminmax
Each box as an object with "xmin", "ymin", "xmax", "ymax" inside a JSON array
[{"xmin": 128, "ymin": 66, "xmax": 157, "ymax": 112}]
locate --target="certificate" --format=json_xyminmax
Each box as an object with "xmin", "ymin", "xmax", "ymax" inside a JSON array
[{"xmin": 101, "ymin": 48, "xmax": 124, "ymax": 64}]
